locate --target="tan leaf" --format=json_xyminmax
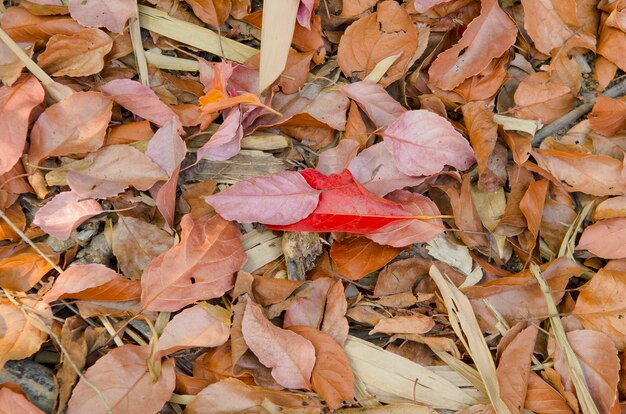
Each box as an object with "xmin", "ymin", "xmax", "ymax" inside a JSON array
[
  {"xmin": 370, "ymin": 314, "xmax": 435, "ymax": 335},
  {"xmin": 67, "ymin": 345, "xmax": 176, "ymax": 414},
  {"xmin": 374, "ymin": 258, "xmax": 431, "ymax": 296},
  {"xmin": 140, "ymin": 214, "xmax": 247, "ymax": 311},
  {"xmin": 37, "ymin": 28, "xmax": 113, "ymax": 77},
  {"xmin": 241, "ymin": 299, "xmax": 315, "ymax": 389},
  {"xmin": 514, "ymin": 72, "xmax": 575, "ymax": 124},
  {"xmin": 284, "ymin": 278, "xmax": 334, "ymax": 329},
  {"xmin": 288, "ymin": 326, "xmax": 355, "ymax": 409},
  {"xmin": 0, "ymin": 298, "xmax": 49, "ymax": 369},
  {"xmin": 524, "ymin": 372, "xmax": 575, "ymax": 414}
]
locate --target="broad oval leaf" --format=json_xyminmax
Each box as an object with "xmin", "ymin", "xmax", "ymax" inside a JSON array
[
  {"xmin": 67, "ymin": 345, "xmax": 176, "ymax": 414},
  {"xmin": 0, "ymin": 76, "xmax": 45, "ymax": 175},
  {"xmin": 288, "ymin": 326, "xmax": 355, "ymax": 409},
  {"xmin": 0, "ymin": 244, "xmax": 59, "ymax": 292},
  {"xmin": 370, "ymin": 314, "xmax": 435, "ymax": 335},
  {"xmin": 205, "ymin": 171, "xmax": 320, "ymax": 225},
  {"xmin": 68, "ymin": 0, "xmax": 135, "ymax": 33},
  {"xmin": 577, "ymin": 218, "xmax": 626, "ymax": 259},
  {"xmin": 0, "ymin": 298, "xmax": 50, "ymax": 369},
  {"xmin": 383, "ymin": 110, "xmax": 475, "ymax": 176},
  {"xmin": 29, "ymin": 91, "xmax": 112, "ymax": 165},
  {"xmin": 341, "ymin": 81, "xmax": 406, "ymax": 129},
  {"xmin": 330, "ymin": 237, "xmax": 402, "ymax": 280},
  {"xmin": 33, "ymin": 191, "xmax": 102, "ymax": 241},
  {"xmin": 242, "ymin": 299, "xmax": 316, "ymax": 389},
  {"xmin": 140, "ymin": 214, "xmax": 247, "ymax": 311},
  {"xmin": 66, "ymin": 145, "xmax": 168, "ymax": 199}
]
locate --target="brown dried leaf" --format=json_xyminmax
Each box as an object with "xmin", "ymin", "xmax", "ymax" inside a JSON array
[
  {"xmin": 0, "ymin": 298, "xmax": 49, "ymax": 369},
  {"xmin": 330, "ymin": 237, "xmax": 402, "ymax": 280}
]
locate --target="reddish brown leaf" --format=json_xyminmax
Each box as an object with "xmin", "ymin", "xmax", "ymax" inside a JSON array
[
  {"xmin": 330, "ymin": 237, "xmax": 401, "ymax": 280},
  {"xmin": 1, "ymin": 7, "xmax": 83, "ymax": 42},
  {"xmin": 0, "ymin": 297, "xmax": 50, "ymax": 368},
  {"xmin": 288, "ymin": 326, "xmax": 355, "ymax": 409},
  {"xmin": 370, "ymin": 314, "xmax": 435, "ymax": 335},
  {"xmin": 241, "ymin": 300, "xmax": 315, "ymax": 389},
  {"xmin": 524, "ymin": 372, "xmax": 575, "ymax": 414},
  {"xmin": 321, "ymin": 279, "xmax": 349, "ymax": 345},
  {"xmin": 184, "ymin": 0, "xmax": 231, "ymax": 28},
  {"xmin": 0, "ymin": 244, "xmax": 58, "ymax": 292},
  {"xmin": 140, "ymin": 214, "xmax": 247, "ymax": 311},
  {"xmin": 577, "ymin": 218, "xmax": 626, "ymax": 259},
  {"xmin": 284, "ymin": 278, "xmax": 334, "ymax": 328},
  {"xmin": 589, "ymin": 95, "xmax": 626, "ymax": 137},
  {"xmin": 67, "ymin": 345, "xmax": 176, "ymax": 414}
]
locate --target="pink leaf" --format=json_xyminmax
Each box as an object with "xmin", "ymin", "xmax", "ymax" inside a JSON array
[
  {"xmin": 317, "ymin": 139, "xmax": 360, "ymax": 176},
  {"xmin": 100, "ymin": 79, "xmax": 179, "ymax": 127},
  {"xmin": 348, "ymin": 142, "xmax": 427, "ymax": 196},
  {"xmin": 341, "ymin": 81, "xmax": 406, "ymax": 129},
  {"xmin": 297, "ymin": 0, "xmax": 315, "ymax": 29},
  {"xmin": 43, "ymin": 263, "xmax": 128, "ymax": 303},
  {"xmin": 365, "ymin": 190, "xmax": 445, "ymax": 247},
  {"xmin": 414, "ymin": 0, "xmax": 453, "ymax": 12},
  {"xmin": 284, "ymin": 278, "xmax": 334, "ymax": 328},
  {"xmin": 33, "ymin": 191, "xmax": 102, "ymax": 241},
  {"xmin": 384, "ymin": 110, "xmax": 475, "ymax": 176},
  {"xmin": 66, "ymin": 145, "xmax": 168, "ymax": 199},
  {"xmin": 197, "ymin": 107, "xmax": 243, "ymax": 161},
  {"xmin": 68, "ymin": 0, "xmax": 136, "ymax": 33},
  {"xmin": 0, "ymin": 76, "xmax": 45, "ymax": 175},
  {"xmin": 242, "ymin": 300, "xmax": 315, "ymax": 389},
  {"xmin": 205, "ymin": 171, "xmax": 320, "ymax": 225}
]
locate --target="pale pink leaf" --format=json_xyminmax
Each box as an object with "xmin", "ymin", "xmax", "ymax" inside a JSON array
[
  {"xmin": 100, "ymin": 79, "xmax": 179, "ymax": 127},
  {"xmin": 66, "ymin": 145, "xmax": 168, "ymax": 199},
  {"xmin": 284, "ymin": 278, "xmax": 334, "ymax": 329},
  {"xmin": 348, "ymin": 142, "xmax": 427, "ymax": 196},
  {"xmin": 0, "ymin": 387, "xmax": 44, "ymax": 414},
  {"xmin": 384, "ymin": 110, "xmax": 475, "ymax": 176},
  {"xmin": 68, "ymin": 0, "xmax": 136, "ymax": 33},
  {"xmin": 317, "ymin": 139, "xmax": 360, "ymax": 176},
  {"xmin": 297, "ymin": 0, "xmax": 315, "ymax": 29},
  {"xmin": 341, "ymin": 81, "xmax": 406, "ymax": 129},
  {"xmin": 370, "ymin": 314, "xmax": 435, "ymax": 335},
  {"xmin": 0, "ymin": 76, "xmax": 45, "ymax": 175},
  {"xmin": 33, "ymin": 191, "xmax": 102, "ymax": 241},
  {"xmin": 242, "ymin": 300, "xmax": 315, "ymax": 389},
  {"xmin": 197, "ymin": 107, "xmax": 243, "ymax": 161},
  {"xmin": 155, "ymin": 305, "xmax": 230, "ymax": 359},
  {"xmin": 29, "ymin": 91, "xmax": 112, "ymax": 165},
  {"xmin": 414, "ymin": 0, "xmax": 453, "ymax": 12},
  {"xmin": 43, "ymin": 263, "xmax": 125, "ymax": 303},
  {"xmin": 365, "ymin": 190, "xmax": 445, "ymax": 247},
  {"xmin": 67, "ymin": 345, "xmax": 175, "ymax": 414},
  {"xmin": 205, "ymin": 171, "xmax": 320, "ymax": 225},
  {"xmin": 577, "ymin": 218, "xmax": 626, "ymax": 259}
]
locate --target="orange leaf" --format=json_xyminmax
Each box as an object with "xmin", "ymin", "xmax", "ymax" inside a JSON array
[
  {"xmin": 330, "ymin": 236, "xmax": 402, "ymax": 280},
  {"xmin": 0, "ymin": 297, "xmax": 50, "ymax": 369},
  {"xmin": 0, "ymin": 244, "xmax": 58, "ymax": 292},
  {"xmin": 589, "ymin": 95, "xmax": 626, "ymax": 137}
]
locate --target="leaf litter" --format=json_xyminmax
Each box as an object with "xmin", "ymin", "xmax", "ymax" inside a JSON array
[{"xmin": 1, "ymin": 0, "xmax": 626, "ymax": 413}]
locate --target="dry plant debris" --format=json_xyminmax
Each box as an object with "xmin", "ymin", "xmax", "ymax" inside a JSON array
[{"xmin": 0, "ymin": 0, "xmax": 626, "ymax": 412}]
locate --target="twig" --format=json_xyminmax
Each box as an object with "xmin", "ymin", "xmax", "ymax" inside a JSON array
[{"xmin": 533, "ymin": 76, "xmax": 626, "ymax": 146}]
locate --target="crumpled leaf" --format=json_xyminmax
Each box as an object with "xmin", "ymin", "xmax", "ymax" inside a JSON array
[
  {"xmin": 338, "ymin": 1, "xmax": 418, "ymax": 87},
  {"xmin": 288, "ymin": 326, "xmax": 355, "ymax": 409},
  {"xmin": 68, "ymin": 0, "xmax": 136, "ymax": 33},
  {"xmin": 29, "ymin": 91, "xmax": 112, "ymax": 166},
  {"xmin": 428, "ymin": 0, "xmax": 517, "ymax": 91},
  {"xmin": 242, "ymin": 299, "xmax": 315, "ymax": 389},
  {"xmin": 514, "ymin": 72, "xmax": 575, "ymax": 124},
  {"xmin": 66, "ymin": 145, "xmax": 168, "ymax": 199},
  {"xmin": 155, "ymin": 304, "xmax": 230, "ymax": 359},
  {"xmin": 140, "ymin": 214, "xmax": 247, "ymax": 311},
  {"xmin": 67, "ymin": 345, "xmax": 176, "ymax": 414},
  {"xmin": 284, "ymin": 278, "xmax": 334, "ymax": 329},
  {"xmin": 37, "ymin": 28, "xmax": 113, "ymax": 77},
  {"xmin": 100, "ymin": 79, "xmax": 180, "ymax": 128},
  {"xmin": 383, "ymin": 110, "xmax": 475, "ymax": 176},
  {"xmin": 32, "ymin": 191, "xmax": 102, "ymax": 241},
  {"xmin": 0, "ymin": 76, "xmax": 45, "ymax": 175},
  {"xmin": 0, "ymin": 41, "xmax": 31, "ymax": 87},
  {"xmin": 206, "ymin": 171, "xmax": 320, "ymax": 225}
]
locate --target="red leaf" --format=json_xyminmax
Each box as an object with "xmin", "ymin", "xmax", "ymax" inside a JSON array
[{"xmin": 268, "ymin": 169, "xmax": 416, "ymax": 234}]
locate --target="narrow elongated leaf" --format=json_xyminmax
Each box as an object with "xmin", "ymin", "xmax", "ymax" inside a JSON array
[
  {"xmin": 33, "ymin": 191, "xmax": 102, "ymax": 241},
  {"xmin": 206, "ymin": 171, "xmax": 320, "ymax": 225},
  {"xmin": 383, "ymin": 110, "xmax": 475, "ymax": 176},
  {"xmin": 140, "ymin": 214, "xmax": 247, "ymax": 311},
  {"xmin": 67, "ymin": 345, "xmax": 175, "ymax": 414},
  {"xmin": 0, "ymin": 76, "xmax": 44, "ymax": 175},
  {"xmin": 242, "ymin": 300, "xmax": 315, "ymax": 389}
]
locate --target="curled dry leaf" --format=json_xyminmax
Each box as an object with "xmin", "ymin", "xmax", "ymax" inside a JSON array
[
  {"xmin": 524, "ymin": 372, "xmax": 576, "ymax": 414},
  {"xmin": 43, "ymin": 263, "xmax": 140, "ymax": 303},
  {"xmin": 140, "ymin": 214, "xmax": 247, "ymax": 311},
  {"xmin": 0, "ymin": 76, "xmax": 45, "ymax": 176},
  {"xmin": 427, "ymin": 0, "xmax": 517, "ymax": 91},
  {"xmin": 184, "ymin": 378, "xmax": 321, "ymax": 414},
  {"xmin": 66, "ymin": 145, "xmax": 168, "ymax": 199},
  {"xmin": 68, "ymin": 0, "xmax": 136, "ymax": 33},
  {"xmin": 197, "ymin": 107, "xmax": 243, "ymax": 161},
  {"xmin": 67, "ymin": 345, "xmax": 176, "ymax": 414},
  {"xmin": 338, "ymin": 1, "xmax": 418, "ymax": 87},
  {"xmin": 514, "ymin": 72, "xmax": 576, "ymax": 124},
  {"xmin": 383, "ymin": 110, "xmax": 475, "ymax": 176},
  {"xmin": 330, "ymin": 236, "xmax": 402, "ymax": 280},
  {"xmin": 112, "ymin": 216, "xmax": 174, "ymax": 280},
  {"xmin": 100, "ymin": 79, "xmax": 180, "ymax": 128},
  {"xmin": 0, "ymin": 41, "xmax": 31, "ymax": 87},
  {"xmin": 553, "ymin": 330, "xmax": 619, "ymax": 414},
  {"xmin": 205, "ymin": 171, "xmax": 320, "ymax": 225},
  {"xmin": 29, "ymin": 91, "xmax": 112, "ymax": 166},
  {"xmin": 0, "ymin": 298, "xmax": 50, "ymax": 369},
  {"xmin": 241, "ymin": 299, "xmax": 316, "ymax": 389},
  {"xmin": 155, "ymin": 304, "xmax": 230, "ymax": 359},
  {"xmin": 32, "ymin": 191, "xmax": 103, "ymax": 241},
  {"xmin": 288, "ymin": 326, "xmax": 355, "ymax": 409},
  {"xmin": 37, "ymin": 28, "xmax": 113, "ymax": 77}
]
